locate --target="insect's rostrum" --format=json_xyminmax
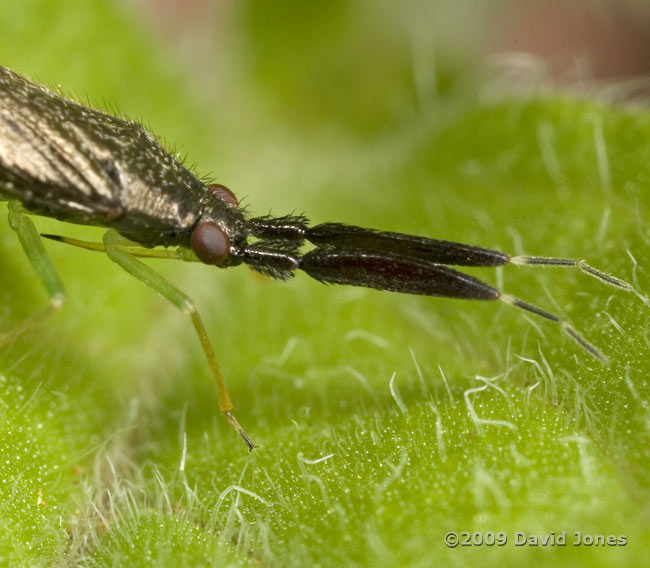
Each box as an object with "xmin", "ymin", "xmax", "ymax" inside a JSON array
[{"xmin": 0, "ymin": 64, "xmax": 633, "ymax": 450}]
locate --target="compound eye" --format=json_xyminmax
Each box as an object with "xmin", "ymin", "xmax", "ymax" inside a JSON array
[
  {"xmin": 191, "ymin": 222, "xmax": 230, "ymax": 265},
  {"xmin": 208, "ymin": 183, "xmax": 239, "ymax": 207}
]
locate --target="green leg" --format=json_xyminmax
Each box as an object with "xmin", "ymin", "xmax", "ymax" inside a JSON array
[
  {"xmin": 102, "ymin": 230, "xmax": 254, "ymax": 451},
  {"xmin": 0, "ymin": 201, "xmax": 66, "ymax": 345}
]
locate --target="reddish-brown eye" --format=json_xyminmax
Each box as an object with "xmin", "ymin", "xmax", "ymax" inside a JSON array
[
  {"xmin": 208, "ymin": 183, "xmax": 239, "ymax": 207},
  {"xmin": 191, "ymin": 222, "xmax": 230, "ymax": 265}
]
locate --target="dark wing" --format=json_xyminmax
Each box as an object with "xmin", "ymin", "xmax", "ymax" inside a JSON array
[{"xmin": 0, "ymin": 65, "xmax": 124, "ymax": 225}]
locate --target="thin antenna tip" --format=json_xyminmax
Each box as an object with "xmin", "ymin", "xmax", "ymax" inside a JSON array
[
  {"xmin": 504, "ymin": 294, "xmax": 610, "ymax": 363},
  {"xmin": 577, "ymin": 261, "xmax": 633, "ymax": 291},
  {"xmin": 561, "ymin": 322, "xmax": 610, "ymax": 364},
  {"xmin": 510, "ymin": 255, "xmax": 632, "ymax": 291}
]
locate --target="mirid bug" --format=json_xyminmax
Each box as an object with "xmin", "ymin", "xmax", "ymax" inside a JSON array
[{"xmin": 0, "ymin": 65, "xmax": 632, "ymax": 450}]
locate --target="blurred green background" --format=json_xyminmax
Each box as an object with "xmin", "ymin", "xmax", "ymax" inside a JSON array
[{"xmin": 1, "ymin": 1, "xmax": 649, "ymax": 566}]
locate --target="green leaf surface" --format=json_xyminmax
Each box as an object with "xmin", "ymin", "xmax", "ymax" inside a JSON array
[{"xmin": 0, "ymin": 1, "xmax": 648, "ymax": 566}]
